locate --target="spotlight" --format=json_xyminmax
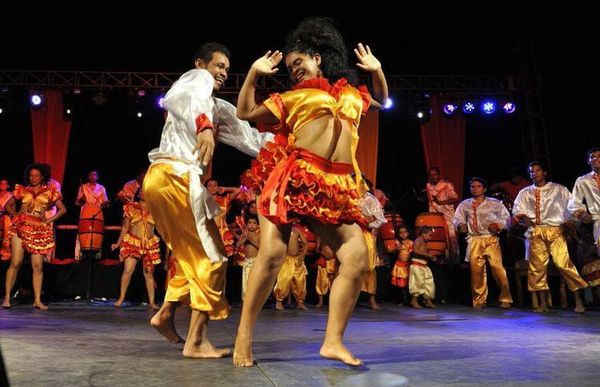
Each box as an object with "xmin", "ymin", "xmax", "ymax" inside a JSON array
[
  {"xmin": 137, "ymin": 89, "xmax": 146, "ymax": 98},
  {"xmin": 443, "ymin": 103, "xmax": 459, "ymax": 116},
  {"xmin": 30, "ymin": 93, "xmax": 44, "ymax": 110},
  {"xmin": 0, "ymin": 93, "xmax": 11, "ymax": 115},
  {"xmin": 411, "ymin": 95, "xmax": 431, "ymax": 123},
  {"xmin": 136, "ymin": 111, "xmax": 143, "ymax": 118},
  {"xmin": 502, "ymin": 101, "xmax": 516, "ymax": 114},
  {"xmin": 383, "ymin": 97, "xmax": 394, "ymax": 110},
  {"xmin": 462, "ymin": 101, "xmax": 476, "ymax": 114},
  {"xmin": 480, "ymin": 99, "xmax": 496, "ymax": 115},
  {"xmin": 157, "ymin": 94, "xmax": 165, "ymax": 109}
]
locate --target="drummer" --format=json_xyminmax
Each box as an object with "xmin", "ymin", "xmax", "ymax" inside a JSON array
[{"xmin": 75, "ymin": 170, "xmax": 109, "ymax": 256}]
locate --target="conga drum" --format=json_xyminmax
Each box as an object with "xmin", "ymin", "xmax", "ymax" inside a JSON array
[
  {"xmin": 379, "ymin": 222, "xmax": 397, "ymax": 253},
  {"xmin": 78, "ymin": 204, "xmax": 104, "ymax": 251},
  {"xmin": 299, "ymin": 225, "xmax": 318, "ymax": 255},
  {"xmin": 581, "ymin": 259, "xmax": 600, "ymax": 287},
  {"xmin": 415, "ymin": 212, "xmax": 448, "ymax": 257},
  {"xmin": 384, "ymin": 211, "xmax": 404, "ymax": 231}
]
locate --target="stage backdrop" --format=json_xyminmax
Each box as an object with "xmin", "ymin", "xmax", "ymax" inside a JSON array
[
  {"xmin": 30, "ymin": 90, "xmax": 71, "ymax": 185},
  {"xmin": 420, "ymin": 96, "xmax": 466, "ymax": 198}
]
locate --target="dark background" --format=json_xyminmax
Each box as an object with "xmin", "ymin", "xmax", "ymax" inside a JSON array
[{"xmin": 1, "ymin": 2, "xmax": 599, "ymax": 227}]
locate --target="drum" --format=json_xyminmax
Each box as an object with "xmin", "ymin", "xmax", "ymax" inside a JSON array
[
  {"xmin": 415, "ymin": 212, "xmax": 448, "ymax": 257},
  {"xmin": 78, "ymin": 204, "xmax": 104, "ymax": 251},
  {"xmin": 299, "ymin": 225, "xmax": 318, "ymax": 255},
  {"xmin": 379, "ymin": 222, "xmax": 397, "ymax": 252},
  {"xmin": 581, "ymin": 259, "xmax": 600, "ymax": 287}
]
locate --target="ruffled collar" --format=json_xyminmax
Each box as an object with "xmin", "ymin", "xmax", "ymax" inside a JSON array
[{"xmin": 292, "ymin": 77, "xmax": 349, "ymax": 99}]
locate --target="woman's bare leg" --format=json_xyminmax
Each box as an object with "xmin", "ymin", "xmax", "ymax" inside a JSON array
[
  {"xmin": 115, "ymin": 258, "xmax": 137, "ymax": 307},
  {"xmin": 308, "ymin": 221, "xmax": 368, "ymax": 367},
  {"xmin": 143, "ymin": 266, "xmax": 159, "ymax": 309},
  {"xmin": 30, "ymin": 254, "xmax": 47, "ymax": 310},
  {"xmin": 3, "ymin": 236, "xmax": 24, "ymax": 308},
  {"xmin": 233, "ymin": 213, "xmax": 291, "ymax": 367}
]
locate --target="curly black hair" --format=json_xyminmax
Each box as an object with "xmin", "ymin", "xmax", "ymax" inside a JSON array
[
  {"xmin": 284, "ymin": 17, "xmax": 358, "ymax": 86},
  {"xmin": 24, "ymin": 163, "xmax": 50, "ymax": 185},
  {"xmin": 193, "ymin": 42, "xmax": 231, "ymax": 65}
]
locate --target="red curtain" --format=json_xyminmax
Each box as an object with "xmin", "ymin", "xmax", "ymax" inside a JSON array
[
  {"xmin": 30, "ymin": 90, "xmax": 71, "ymax": 185},
  {"xmin": 420, "ymin": 96, "xmax": 466, "ymax": 198}
]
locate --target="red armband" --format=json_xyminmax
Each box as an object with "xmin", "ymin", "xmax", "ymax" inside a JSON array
[{"xmin": 195, "ymin": 113, "xmax": 213, "ymax": 134}]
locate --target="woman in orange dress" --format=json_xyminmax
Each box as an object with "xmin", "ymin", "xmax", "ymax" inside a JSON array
[
  {"xmin": 234, "ymin": 17, "xmax": 388, "ymax": 367},
  {"xmin": 2, "ymin": 164, "xmax": 66, "ymax": 310}
]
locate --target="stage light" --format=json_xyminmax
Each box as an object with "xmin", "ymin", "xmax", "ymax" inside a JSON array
[
  {"xmin": 443, "ymin": 103, "xmax": 459, "ymax": 116},
  {"xmin": 502, "ymin": 101, "xmax": 516, "ymax": 114},
  {"xmin": 30, "ymin": 93, "xmax": 44, "ymax": 110},
  {"xmin": 383, "ymin": 97, "xmax": 394, "ymax": 110},
  {"xmin": 462, "ymin": 101, "xmax": 476, "ymax": 114},
  {"xmin": 157, "ymin": 95, "xmax": 165, "ymax": 109},
  {"xmin": 137, "ymin": 89, "xmax": 146, "ymax": 98},
  {"xmin": 136, "ymin": 112, "xmax": 143, "ymax": 118},
  {"xmin": 481, "ymin": 99, "xmax": 496, "ymax": 115},
  {"xmin": 0, "ymin": 93, "xmax": 10, "ymax": 115}
]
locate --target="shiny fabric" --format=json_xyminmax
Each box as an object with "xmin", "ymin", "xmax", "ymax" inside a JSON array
[
  {"xmin": 117, "ymin": 179, "xmax": 140, "ymax": 203},
  {"xmin": 359, "ymin": 192, "xmax": 387, "ymax": 229},
  {"xmin": 273, "ymin": 254, "xmax": 308, "ymax": 302},
  {"xmin": 258, "ymin": 148, "xmax": 366, "ymax": 226},
  {"xmin": 409, "ymin": 258, "xmax": 435, "ymax": 298},
  {"xmin": 568, "ymin": 172, "xmax": 600, "ymax": 253},
  {"xmin": 120, "ymin": 233, "xmax": 161, "ymax": 267},
  {"xmin": 77, "ymin": 183, "xmax": 108, "ymax": 206},
  {"xmin": 143, "ymin": 163, "xmax": 229, "ymax": 318},
  {"xmin": 361, "ymin": 231, "xmax": 378, "ymax": 294},
  {"xmin": 391, "ymin": 240, "xmax": 412, "ymax": 288},
  {"xmin": 527, "ymin": 226, "xmax": 588, "ymax": 292},
  {"xmin": 467, "ymin": 235, "xmax": 513, "ymax": 307},
  {"xmin": 315, "ymin": 257, "xmax": 339, "ymax": 296},
  {"xmin": 241, "ymin": 256, "xmax": 256, "ymax": 301},
  {"xmin": 263, "ymin": 77, "xmax": 371, "ymax": 196},
  {"xmin": 453, "ymin": 197, "xmax": 511, "ymax": 239},
  {"xmin": 426, "ymin": 179, "xmax": 459, "ymax": 259},
  {"xmin": 513, "ymin": 182, "xmax": 571, "ymax": 227}
]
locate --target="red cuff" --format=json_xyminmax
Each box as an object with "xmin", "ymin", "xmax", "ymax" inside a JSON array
[{"xmin": 195, "ymin": 113, "xmax": 213, "ymax": 134}]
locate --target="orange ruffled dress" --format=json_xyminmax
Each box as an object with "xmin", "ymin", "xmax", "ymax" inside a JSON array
[
  {"xmin": 119, "ymin": 202, "xmax": 161, "ymax": 268},
  {"xmin": 242, "ymin": 77, "xmax": 371, "ymax": 227},
  {"xmin": 3, "ymin": 184, "xmax": 61, "ymax": 257}
]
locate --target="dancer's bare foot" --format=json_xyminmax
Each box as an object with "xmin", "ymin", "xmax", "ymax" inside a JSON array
[
  {"xmin": 499, "ymin": 302, "xmax": 511, "ymax": 309},
  {"xmin": 33, "ymin": 302, "xmax": 48, "ymax": 311},
  {"xmin": 150, "ymin": 309, "xmax": 185, "ymax": 344},
  {"xmin": 275, "ymin": 301, "xmax": 284, "ymax": 310},
  {"xmin": 315, "ymin": 297, "xmax": 324, "ymax": 308},
  {"xmin": 2, "ymin": 299, "xmax": 10, "ymax": 309},
  {"xmin": 320, "ymin": 343, "xmax": 363, "ymax": 367},
  {"xmin": 369, "ymin": 300, "xmax": 380, "ymax": 310},
  {"xmin": 424, "ymin": 299, "xmax": 436, "ymax": 309},
  {"xmin": 410, "ymin": 297, "xmax": 422, "ymax": 309},
  {"xmin": 149, "ymin": 303, "xmax": 160, "ymax": 310},
  {"xmin": 473, "ymin": 304, "xmax": 485, "ymax": 310},
  {"xmin": 574, "ymin": 304, "xmax": 586, "ymax": 313},
  {"xmin": 534, "ymin": 303, "xmax": 549, "ymax": 313},
  {"xmin": 233, "ymin": 331, "xmax": 255, "ymax": 367},
  {"xmin": 114, "ymin": 300, "xmax": 124, "ymax": 308},
  {"xmin": 183, "ymin": 343, "xmax": 232, "ymax": 358},
  {"xmin": 297, "ymin": 301, "xmax": 307, "ymax": 310}
]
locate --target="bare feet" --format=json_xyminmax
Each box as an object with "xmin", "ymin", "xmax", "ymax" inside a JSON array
[
  {"xmin": 275, "ymin": 301, "xmax": 284, "ymax": 310},
  {"xmin": 150, "ymin": 310, "xmax": 185, "ymax": 344},
  {"xmin": 320, "ymin": 343, "xmax": 363, "ymax": 367},
  {"xmin": 297, "ymin": 301, "xmax": 307, "ymax": 310},
  {"xmin": 499, "ymin": 302, "xmax": 511, "ymax": 309},
  {"xmin": 114, "ymin": 300, "xmax": 123, "ymax": 308},
  {"xmin": 369, "ymin": 302, "xmax": 380, "ymax": 311},
  {"xmin": 183, "ymin": 344, "xmax": 232, "ymax": 359},
  {"xmin": 534, "ymin": 304, "xmax": 549, "ymax": 313},
  {"xmin": 574, "ymin": 304, "xmax": 586, "ymax": 313},
  {"xmin": 410, "ymin": 297, "xmax": 422, "ymax": 309},
  {"xmin": 424, "ymin": 299, "xmax": 436, "ymax": 309},
  {"xmin": 473, "ymin": 304, "xmax": 485, "ymax": 310},
  {"xmin": 233, "ymin": 331, "xmax": 255, "ymax": 367},
  {"xmin": 2, "ymin": 300, "xmax": 10, "ymax": 309},
  {"xmin": 149, "ymin": 303, "xmax": 160, "ymax": 310},
  {"xmin": 33, "ymin": 302, "xmax": 48, "ymax": 311}
]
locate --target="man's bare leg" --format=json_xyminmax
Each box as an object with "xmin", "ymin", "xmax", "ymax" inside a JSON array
[
  {"xmin": 150, "ymin": 301, "xmax": 185, "ymax": 343},
  {"xmin": 183, "ymin": 310, "xmax": 231, "ymax": 358}
]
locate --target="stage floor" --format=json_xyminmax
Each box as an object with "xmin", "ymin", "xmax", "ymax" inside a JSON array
[{"xmin": 1, "ymin": 302, "xmax": 600, "ymax": 386}]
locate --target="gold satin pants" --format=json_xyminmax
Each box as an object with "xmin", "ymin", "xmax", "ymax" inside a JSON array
[
  {"xmin": 143, "ymin": 163, "xmax": 229, "ymax": 319},
  {"xmin": 467, "ymin": 235, "xmax": 512, "ymax": 307},
  {"xmin": 273, "ymin": 255, "xmax": 307, "ymax": 302}
]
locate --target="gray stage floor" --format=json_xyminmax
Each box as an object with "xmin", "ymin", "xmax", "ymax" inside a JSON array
[{"xmin": 1, "ymin": 301, "xmax": 600, "ymax": 386}]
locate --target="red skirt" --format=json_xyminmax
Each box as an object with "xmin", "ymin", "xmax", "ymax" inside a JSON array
[
  {"xmin": 246, "ymin": 143, "xmax": 366, "ymax": 227},
  {"xmin": 5, "ymin": 214, "xmax": 54, "ymax": 256},
  {"xmin": 120, "ymin": 233, "xmax": 161, "ymax": 268}
]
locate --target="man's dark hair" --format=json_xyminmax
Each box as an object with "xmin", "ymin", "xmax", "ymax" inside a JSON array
[
  {"xmin": 587, "ymin": 147, "xmax": 600, "ymax": 159},
  {"xmin": 193, "ymin": 42, "xmax": 231, "ymax": 64},
  {"xmin": 469, "ymin": 176, "xmax": 488, "ymax": 189}
]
